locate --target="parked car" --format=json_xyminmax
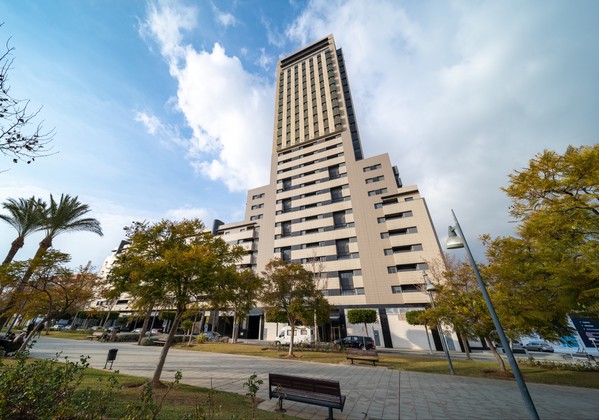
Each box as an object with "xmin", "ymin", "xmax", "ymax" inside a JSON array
[
  {"xmin": 107, "ymin": 326, "xmax": 129, "ymax": 333},
  {"xmin": 203, "ymin": 331, "xmax": 221, "ymax": 341},
  {"xmin": 524, "ymin": 341, "xmax": 554, "ymax": 352},
  {"xmin": 334, "ymin": 335, "xmax": 375, "ymax": 350}
]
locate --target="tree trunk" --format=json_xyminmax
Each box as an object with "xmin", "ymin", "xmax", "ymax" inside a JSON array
[
  {"xmin": 313, "ymin": 310, "xmax": 319, "ymax": 344},
  {"xmin": 150, "ymin": 308, "xmax": 184, "ymax": 386},
  {"xmin": 459, "ymin": 330, "xmax": 472, "ymax": 360},
  {"xmin": 137, "ymin": 303, "xmax": 154, "ymax": 345},
  {"xmin": 2, "ymin": 236, "xmax": 24, "ymax": 266},
  {"xmin": 486, "ymin": 336, "xmax": 506, "ymax": 371},
  {"xmin": 424, "ymin": 324, "xmax": 433, "ymax": 354},
  {"xmin": 288, "ymin": 322, "xmax": 295, "ymax": 357},
  {"xmin": 19, "ymin": 314, "xmax": 49, "ymax": 353},
  {"xmin": 232, "ymin": 312, "xmax": 239, "ymax": 343}
]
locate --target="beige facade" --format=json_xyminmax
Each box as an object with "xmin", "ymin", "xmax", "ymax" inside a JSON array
[{"xmin": 215, "ymin": 35, "xmax": 447, "ymax": 349}]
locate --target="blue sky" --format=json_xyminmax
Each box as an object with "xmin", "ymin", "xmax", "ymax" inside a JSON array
[{"xmin": 1, "ymin": 0, "xmax": 598, "ymax": 271}]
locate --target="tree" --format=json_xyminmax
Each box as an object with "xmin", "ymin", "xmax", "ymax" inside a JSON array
[
  {"xmin": 0, "ymin": 196, "xmax": 45, "ymax": 266},
  {"xmin": 346, "ymin": 309, "xmax": 377, "ymax": 349},
  {"xmin": 7, "ymin": 250, "xmax": 97, "ymax": 351},
  {"xmin": 107, "ymin": 219, "xmax": 242, "ymax": 386},
  {"xmin": 260, "ymin": 259, "xmax": 316, "ymax": 357},
  {"xmin": 1, "ymin": 30, "xmax": 54, "ymax": 168},
  {"xmin": 224, "ymin": 269, "xmax": 262, "ymax": 343},
  {"xmin": 484, "ymin": 144, "xmax": 599, "ymax": 330},
  {"xmin": 1, "ymin": 194, "xmax": 102, "ymax": 326},
  {"xmin": 424, "ymin": 256, "xmax": 517, "ymax": 371},
  {"xmin": 305, "ymin": 255, "xmax": 329, "ymax": 343}
]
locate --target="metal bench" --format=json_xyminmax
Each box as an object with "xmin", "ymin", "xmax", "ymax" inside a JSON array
[
  {"xmin": 346, "ymin": 349, "xmax": 379, "ymax": 366},
  {"xmin": 268, "ymin": 373, "xmax": 346, "ymax": 420}
]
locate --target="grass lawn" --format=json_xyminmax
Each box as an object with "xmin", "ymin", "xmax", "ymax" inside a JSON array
[{"xmin": 172, "ymin": 342, "xmax": 599, "ymax": 389}]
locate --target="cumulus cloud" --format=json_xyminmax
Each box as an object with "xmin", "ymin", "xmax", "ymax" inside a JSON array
[
  {"xmin": 140, "ymin": 0, "xmax": 272, "ymax": 192},
  {"xmin": 285, "ymin": 0, "xmax": 599, "ymax": 256}
]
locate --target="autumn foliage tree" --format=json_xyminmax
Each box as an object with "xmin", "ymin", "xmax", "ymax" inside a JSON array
[
  {"xmin": 108, "ymin": 219, "xmax": 242, "ymax": 386},
  {"xmin": 484, "ymin": 144, "xmax": 599, "ymax": 330}
]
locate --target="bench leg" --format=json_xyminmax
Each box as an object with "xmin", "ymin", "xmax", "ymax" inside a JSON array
[
  {"xmin": 275, "ymin": 397, "xmax": 286, "ymax": 413},
  {"xmin": 327, "ymin": 407, "xmax": 334, "ymax": 420}
]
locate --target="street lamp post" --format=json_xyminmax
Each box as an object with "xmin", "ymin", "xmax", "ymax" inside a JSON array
[
  {"xmin": 423, "ymin": 271, "xmax": 455, "ymax": 375},
  {"xmin": 447, "ymin": 209, "xmax": 539, "ymax": 420}
]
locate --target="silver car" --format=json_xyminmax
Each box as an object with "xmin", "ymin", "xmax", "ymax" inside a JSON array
[{"xmin": 524, "ymin": 341, "xmax": 554, "ymax": 352}]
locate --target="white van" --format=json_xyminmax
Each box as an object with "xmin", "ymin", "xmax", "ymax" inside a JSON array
[{"xmin": 275, "ymin": 326, "xmax": 313, "ymax": 346}]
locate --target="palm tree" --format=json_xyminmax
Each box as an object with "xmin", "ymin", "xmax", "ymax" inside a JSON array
[
  {"xmin": 0, "ymin": 197, "xmax": 46, "ymax": 266},
  {"xmin": 32, "ymin": 193, "xmax": 104, "ymax": 260},
  {"xmin": 2, "ymin": 194, "xmax": 103, "ymax": 327}
]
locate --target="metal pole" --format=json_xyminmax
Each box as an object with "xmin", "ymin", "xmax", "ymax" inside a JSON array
[
  {"xmin": 427, "ymin": 289, "xmax": 455, "ymax": 375},
  {"xmin": 451, "ymin": 210, "xmax": 539, "ymax": 420}
]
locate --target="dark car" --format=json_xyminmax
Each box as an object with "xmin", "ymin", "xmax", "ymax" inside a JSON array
[{"xmin": 334, "ymin": 335, "xmax": 375, "ymax": 350}]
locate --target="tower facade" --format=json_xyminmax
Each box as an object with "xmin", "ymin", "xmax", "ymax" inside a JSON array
[{"xmin": 216, "ymin": 35, "xmax": 446, "ymax": 349}]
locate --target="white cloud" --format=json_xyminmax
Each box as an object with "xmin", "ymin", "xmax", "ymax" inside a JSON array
[
  {"xmin": 140, "ymin": 2, "xmax": 272, "ymax": 192},
  {"xmin": 284, "ymin": 0, "xmax": 599, "ymax": 258},
  {"xmin": 139, "ymin": 0, "xmax": 197, "ymax": 59},
  {"xmin": 211, "ymin": 3, "xmax": 237, "ymax": 28},
  {"xmin": 135, "ymin": 111, "xmax": 161, "ymax": 135},
  {"xmin": 165, "ymin": 205, "xmax": 214, "ymax": 222},
  {"xmin": 256, "ymin": 48, "xmax": 273, "ymax": 71}
]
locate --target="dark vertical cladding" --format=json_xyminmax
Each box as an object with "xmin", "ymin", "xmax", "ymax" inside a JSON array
[{"xmin": 336, "ymin": 48, "xmax": 363, "ymax": 161}]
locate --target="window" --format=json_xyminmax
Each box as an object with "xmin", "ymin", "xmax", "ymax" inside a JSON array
[
  {"xmin": 333, "ymin": 211, "xmax": 346, "ymax": 228},
  {"xmin": 363, "ymin": 163, "xmax": 382, "ymax": 172},
  {"xmin": 281, "ymin": 247, "xmax": 291, "ymax": 261},
  {"xmin": 331, "ymin": 186, "xmax": 343, "ymax": 202},
  {"xmin": 365, "ymin": 175, "xmax": 384, "ymax": 184},
  {"xmin": 391, "ymin": 286, "xmax": 402, "ymax": 294},
  {"xmin": 384, "ymin": 244, "xmax": 423, "ymax": 255},
  {"xmin": 251, "ymin": 203, "xmax": 263, "ymax": 210},
  {"xmin": 336, "ymin": 239, "xmax": 350, "ymax": 259},
  {"xmin": 282, "ymin": 177, "xmax": 292, "ymax": 191},
  {"xmin": 328, "ymin": 165, "xmax": 340, "ymax": 179},
  {"xmin": 282, "ymin": 198, "xmax": 292, "ymax": 212},
  {"xmin": 282, "ymin": 221, "xmax": 291, "ymax": 237},
  {"xmin": 252, "ymin": 193, "xmax": 264, "ymax": 200},
  {"xmin": 250, "ymin": 214, "xmax": 262, "ymax": 221},
  {"xmin": 368, "ymin": 188, "xmax": 388, "ymax": 196},
  {"xmin": 339, "ymin": 271, "xmax": 354, "ymax": 290}
]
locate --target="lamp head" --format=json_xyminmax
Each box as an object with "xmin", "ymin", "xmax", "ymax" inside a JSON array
[
  {"xmin": 422, "ymin": 271, "xmax": 436, "ymax": 292},
  {"xmin": 446, "ymin": 226, "xmax": 464, "ymax": 249}
]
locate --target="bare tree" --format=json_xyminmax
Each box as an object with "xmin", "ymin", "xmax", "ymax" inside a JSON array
[{"xmin": 1, "ymin": 28, "xmax": 54, "ymax": 168}]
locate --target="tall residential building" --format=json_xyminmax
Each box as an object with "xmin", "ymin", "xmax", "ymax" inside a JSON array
[{"xmin": 215, "ymin": 35, "xmax": 448, "ymax": 350}]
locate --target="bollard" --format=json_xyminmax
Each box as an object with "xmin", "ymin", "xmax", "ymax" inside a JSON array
[{"xmin": 104, "ymin": 348, "xmax": 118, "ymax": 369}]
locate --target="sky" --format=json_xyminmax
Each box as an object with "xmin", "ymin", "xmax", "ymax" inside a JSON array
[{"xmin": 0, "ymin": 0, "xmax": 598, "ymax": 272}]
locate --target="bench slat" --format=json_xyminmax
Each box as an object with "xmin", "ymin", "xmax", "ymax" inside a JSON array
[{"xmin": 268, "ymin": 373, "xmax": 346, "ymax": 416}]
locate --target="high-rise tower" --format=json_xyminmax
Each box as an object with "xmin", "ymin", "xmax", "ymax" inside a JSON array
[{"xmin": 216, "ymin": 35, "xmax": 447, "ymax": 349}]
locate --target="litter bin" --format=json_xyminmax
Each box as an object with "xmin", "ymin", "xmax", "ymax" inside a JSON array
[{"xmin": 104, "ymin": 348, "xmax": 118, "ymax": 369}]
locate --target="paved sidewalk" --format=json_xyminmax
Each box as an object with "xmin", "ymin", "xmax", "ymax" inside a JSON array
[{"xmin": 29, "ymin": 337, "xmax": 599, "ymax": 419}]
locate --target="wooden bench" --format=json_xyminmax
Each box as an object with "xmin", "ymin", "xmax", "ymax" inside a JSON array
[
  {"xmin": 86, "ymin": 332, "xmax": 106, "ymax": 341},
  {"xmin": 268, "ymin": 373, "xmax": 345, "ymax": 420},
  {"xmin": 346, "ymin": 349, "xmax": 379, "ymax": 366}
]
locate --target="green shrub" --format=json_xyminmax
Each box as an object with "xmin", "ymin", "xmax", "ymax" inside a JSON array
[
  {"xmin": 115, "ymin": 332, "xmax": 141, "ymax": 342},
  {"xmin": 0, "ymin": 350, "xmax": 119, "ymax": 418}
]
